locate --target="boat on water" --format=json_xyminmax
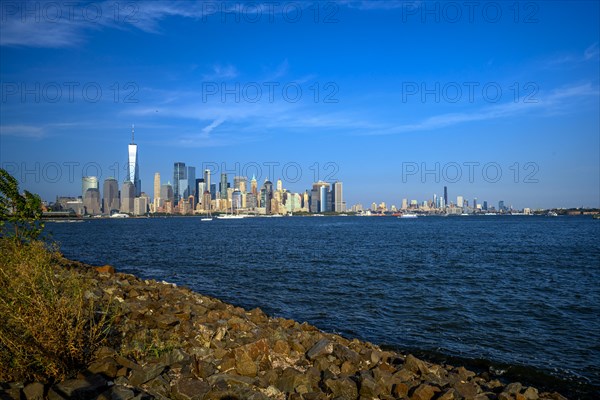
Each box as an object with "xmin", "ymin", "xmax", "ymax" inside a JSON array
[
  {"xmin": 110, "ymin": 213, "xmax": 129, "ymax": 218},
  {"xmin": 216, "ymin": 214, "xmax": 245, "ymax": 219},
  {"xmin": 547, "ymin": 211, "xmax": 559, "ymax": 217},
  {"xmin": 593, "ymin": 214, "xmax": 600, "ymax": 219},
  {"xmin": 201, "ymin": 217, "xmax": 213, "ymax": 221},
  {"xmin": 398, "ymin": 214, "xmax": 418, "ymax": 218}
]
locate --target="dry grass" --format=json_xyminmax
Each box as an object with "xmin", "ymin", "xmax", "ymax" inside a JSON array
[{"xmin": 0, "ymin": 238, "xmax": 113, "ymax": 382}]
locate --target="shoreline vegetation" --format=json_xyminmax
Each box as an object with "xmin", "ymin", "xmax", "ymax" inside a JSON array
[{"xmin": 0, "ymin": 238, "xmax": 592, "ymax": 400}]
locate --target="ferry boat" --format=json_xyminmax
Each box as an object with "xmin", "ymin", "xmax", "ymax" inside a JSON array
[{"xmin": 399, "ymin": 214, "xmax": 418, "ymax": 218}]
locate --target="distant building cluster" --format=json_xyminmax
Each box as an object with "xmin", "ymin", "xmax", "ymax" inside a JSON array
[
  {"xmin": 349, "ymin": 185, "xmax": 529, "ymax": 216},
  {"xmin": 49, "ymin": 128, "xmax": 345, "ymax": 217}
]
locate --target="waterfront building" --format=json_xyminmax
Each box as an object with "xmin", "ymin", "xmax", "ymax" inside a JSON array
[
  {"xmin": 127, "ymin": 125, "xmax": 141, "ymax": 197},
  {"xmin": 232, "ymin": 190, "xmax": 242, "ymax": 211},
  {"xmin": 83, "ymin": 188, "xmax": 101, "ymax": 215},
  {"xmin": 310, "ymin": 181, "xmax": 330, "ymax": 213},
  {"xmin": 276, "ymin": 179, "xmax": 283, "ymax": 192},
  {"xmin": 261, "ymin": 179, "xmax": 273, "ymax": 214},
  {"xmin": 246, "ymin": 192, "xmax": 258, "ymax": 210},
  {"xmin": 332, "ymin": 181, "xmax": 344, "ymax": 212},
  {"xmin": 457, "ymin": 195, "xmax": 464, "ymax": 208},
  {"xmin": 173, "ymin": 162, "xmax": 186, "ymax": 205},
  {"xmin": 103, "ymin": 178, "xmax": 119, "ymax": 214},
  {"xmin": 134, "ymin": 195, "xmax": 148, "ymax": 216},
  {"xmin": 120, "ymin": 181, "xmax": 135, "ymax": 213},
  {"xmin": 82, "ymin": 176, "xmax": 99, "ymax": 198},
  {"xmin": 483, "ymin": 200, "xmax": 488, "ymax": 211},
  {"xmin": 401, "ymin": 198, "xmax": 408, "ymax": 210},
  {"xmin": 197, "ymin": 179, "xmax": 206, "ymax": 205},
  {"xmin": 202, "ymin": 191, "xmax": 212, "ymax": 211}
]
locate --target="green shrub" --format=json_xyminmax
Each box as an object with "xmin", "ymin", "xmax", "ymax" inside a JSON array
[{"xmin": 0, "ymin": 239, "xmax": 112, "ymax": 382}]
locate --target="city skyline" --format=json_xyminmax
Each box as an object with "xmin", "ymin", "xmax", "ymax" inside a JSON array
[{"xmin": 1, "ymin": 1, "xmax": 598, "ymax": 209}]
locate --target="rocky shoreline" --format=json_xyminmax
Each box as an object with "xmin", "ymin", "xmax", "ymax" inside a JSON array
[{"xmin": 1, "ymin": 262, "xmax": 572, "ymax": 400}]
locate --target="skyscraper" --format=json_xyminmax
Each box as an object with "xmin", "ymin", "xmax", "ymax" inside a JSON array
[
  {"xmin": 83, "ymin": 188, "xmax": 101, "ymax": 215},
  {"xmin": 203, "ymin": 169, "xmax": 211, "ymax": 197},
  {"xmin": 332, "ymin": 181, "xmax": 344, "ymax": 212},
  {"xmin": 153, "ymin": 172, "xmax": 161, "ymax": 210},
  {"xmin": 82, "ymin": 176, "xmax": 98, "ymax": 198},
  {"xmin": 120, "ymin": 181, "xmax": 135, "ymax": 213},
  {"xmin": 234, "ymin": 176, "xmax": 247, "ymax": 192},
  {"xmin": 128, "ymin": 125, "xmax": 141, "ymax": 197},
  {"xmin": 250, "ymin": 175, "xmax": 257, "ymax": 195},
  {"xmin": 173, "ymin": 162, "xmax": 186, "ymax": 204},
  {"xmin": 103, "ymin": 177, "xmax": 119, "ymax": 214},
  {"xmin": 220, "ymin": 173, "xmax": 228, "ymax": 199},
  {"xmin": 457, "ymin": 196, "xmax": 464, "ymax": 208},
  {"xmin": 443, "ymin": 186, "xmax": 448, "ymax": 209},
  {"xmin": 261, "ymin": 179, "xmax": 273, "ymax": 214},
  {"xmin": 160, "ymin": 182, "xmax": 174, "ymax": 205},
  {"xmin": 187, "ymin": 166, "xmax": 196, "ymax": 198}
]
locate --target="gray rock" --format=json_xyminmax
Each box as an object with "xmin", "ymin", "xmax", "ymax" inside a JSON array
[
  {"xmin": 307, "ymin": 338, "xmax": 334, "ymax": 360},
  {"xmin": 50, "ymin": 374, "xmax": 108, "ymax": 400},
  {"xmin": 97, "ymin": 385, "xmax": 135, "ymax": 400},
  {"xmin": 128, "ymin": 363, "xmax": 165, "ymax": 386}
]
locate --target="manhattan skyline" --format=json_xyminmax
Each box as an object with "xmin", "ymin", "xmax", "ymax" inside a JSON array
[{"xmin": 1, "ymin": 1, "xmax": 599, "ymax": 209}]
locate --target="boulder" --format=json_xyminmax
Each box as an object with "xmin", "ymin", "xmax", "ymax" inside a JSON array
[
  {"xmin": 306, "ymin": 338, "xmax": 334, "ymax": 360},
  {"xmin": 171, "ymin": 378, "xmax": 210, "ymax": 400},
  {"xmin": 410, "ymin": 383, "xmax": 440, "ymax": 400},
  {"xmin": 23, "ymin": 382, "xmax": 44, "ymax": 400},
  {"xmin": 324, "ymin": 377, "xmax": 358, "ymax": 400},
  {"xmin": 128, "ymin": 363, "xmax": 165, "ymax": 386}
]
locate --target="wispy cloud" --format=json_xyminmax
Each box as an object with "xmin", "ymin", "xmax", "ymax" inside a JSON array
[
  {"xmin": 202, "ymin": 64, "xmax": 239, "ymax": 80},
  {"xmin": 361, "ymin": 83, "xmax": 599, "ymax": 136},
  {"xmin": 547, "ymin": 43, "xmax": 600, "ymax": 66},
  {"xmin": 201, "ymin": 118, "xmax": 226, "ymax": 134},
  {"xmin": 0, "ymin": 124, "xmax": 45, "ymax": 138}
]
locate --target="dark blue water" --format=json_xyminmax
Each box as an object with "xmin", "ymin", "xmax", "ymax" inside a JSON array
[{"xmin": 46, "ymin": 216, "xmax": 600, "ymax": 390}]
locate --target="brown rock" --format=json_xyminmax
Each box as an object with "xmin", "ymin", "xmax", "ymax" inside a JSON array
[
  {"xmin": 393, "ymin": 382, "xmax": 410, "ymax": 398},
  {"xmin": 273, "ymin": 339, "xmax": 290, "ymax": 355},
  {"xmin": 324, "ymin": 377, "xmax": 358, "ymax": 400},
  {"xmin": 523, "ymin": 387, "xmax": 539, "ymax": 400},
  {"xmin": 172, "ymin": 378, "xmax": 210, "ymax": 400},
  {"xmin": 454, "ymin": 381, "xmax": 480, "ymax": 398},
  {"xmin": 404, "ymin": 354, "xmax": 430, "ymax": 375},
  {"xmin": 438, "ymin": 388, "xmax": 458, "ymax": 400},
  {"xmin": 23, "ymin": 382, "xmax": 44, "ymax": 400},
  {"xmin": 88, "ymin": 357, "xmax": 119, "ymax": 378},
  {"xmin": 410, "ymin": 384, "xmax": 440, "ymax": 400},
  {"xmin": 96, "ymin": 265, "xmax": 115, "ymax": 274},
  {"xmin": 235, "ymin": 351, "xmax": 258, "ymax": 377}
]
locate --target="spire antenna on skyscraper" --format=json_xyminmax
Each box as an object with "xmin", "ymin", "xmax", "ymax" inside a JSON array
[{"xmin": 131, "ymin": 124, "xmax": 135, "ymax": 144}]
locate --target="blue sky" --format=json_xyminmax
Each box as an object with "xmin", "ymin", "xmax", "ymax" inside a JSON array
[{"xmin": 1, "ymin": 0, "xmax": 598, "ymax": 209}]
